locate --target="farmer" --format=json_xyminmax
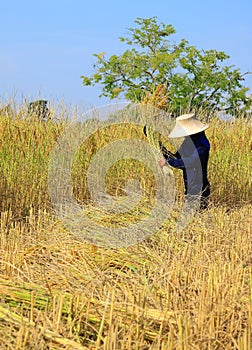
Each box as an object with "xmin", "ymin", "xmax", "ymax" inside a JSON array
[{"xmin": 158, "ymin": 113, "xmax": 210, "ymax": 210}]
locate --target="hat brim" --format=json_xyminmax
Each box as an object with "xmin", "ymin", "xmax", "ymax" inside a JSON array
[
  {"xmin": 168, "ymin": 124, "xmax": 209, "ymax": 138},
  {"xmin": 168, "ymin": 113, "xmax": 209, "ymax": 138}
]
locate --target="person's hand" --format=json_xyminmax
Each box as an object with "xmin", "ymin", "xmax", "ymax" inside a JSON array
[{"xmin": 158, "ymin": 158, "xmax": 167, "ymax": 168}]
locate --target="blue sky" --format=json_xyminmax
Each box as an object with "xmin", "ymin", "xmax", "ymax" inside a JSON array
[{"xmin": 1, "ymin": 0, "xmax": 252, "ymax": 110}]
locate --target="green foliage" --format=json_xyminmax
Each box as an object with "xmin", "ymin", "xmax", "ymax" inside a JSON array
[{"xmin": 81, "ymin": 17, "xmax": 252, "ymax": 116}]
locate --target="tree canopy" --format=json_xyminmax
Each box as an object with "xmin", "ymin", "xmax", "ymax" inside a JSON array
[{"xmin": 81, "ymin": 17, "xmax": 252, "ymax": 116}]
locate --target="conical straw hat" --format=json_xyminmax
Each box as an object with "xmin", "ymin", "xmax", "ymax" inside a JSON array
[{"xmin": 168, "ymin": 113, "xmax": 209, "ymax": 138}]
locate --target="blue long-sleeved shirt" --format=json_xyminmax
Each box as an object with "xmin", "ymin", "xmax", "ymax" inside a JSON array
[{"xmin": 166, "ymin": 132, "xmax": 210, "ymax": 195}]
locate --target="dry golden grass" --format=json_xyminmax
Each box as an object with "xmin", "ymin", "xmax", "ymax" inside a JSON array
[
  {"xmin": 0, "ymin": 104, "xmax": 251, "ymax": 349},
  {"xmin": 0, "ymin": 205, "xmax": 251, "ymax": 349},
  {"xmin": 141, "ymin": 84, "xmax": 170, "ymax": 110}
]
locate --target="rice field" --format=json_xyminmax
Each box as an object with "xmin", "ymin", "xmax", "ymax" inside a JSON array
[{"xmin": 0, "ymin": 102, "xmax": 251, "ymax": 349}]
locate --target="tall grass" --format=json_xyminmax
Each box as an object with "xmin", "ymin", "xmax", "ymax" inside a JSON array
[
  {"xmin": 0, "ymin": 103, "xmax": 251, "ymax": 349},
  {"xmin": 208, "ymin": 116, "xmax": 252, "ymax": 206},
  {"xmin": 1, "ymin": 106, "xmax": 251, "ymax": 215}
]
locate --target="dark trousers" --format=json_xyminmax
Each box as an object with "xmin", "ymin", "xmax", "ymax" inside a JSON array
[{"xmin": 186, "ymin": 185, "xmax": 210, "ymax": 211}]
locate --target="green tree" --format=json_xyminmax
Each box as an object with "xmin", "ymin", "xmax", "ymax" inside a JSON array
[{"xmin": 81, "ymin": 17, "xmax": 252, "ymax": 116}]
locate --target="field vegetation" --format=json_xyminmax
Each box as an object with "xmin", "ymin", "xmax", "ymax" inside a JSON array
[{"xmin": 0, "ymin": 102, "xmax": 251, "ymax": 349}]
